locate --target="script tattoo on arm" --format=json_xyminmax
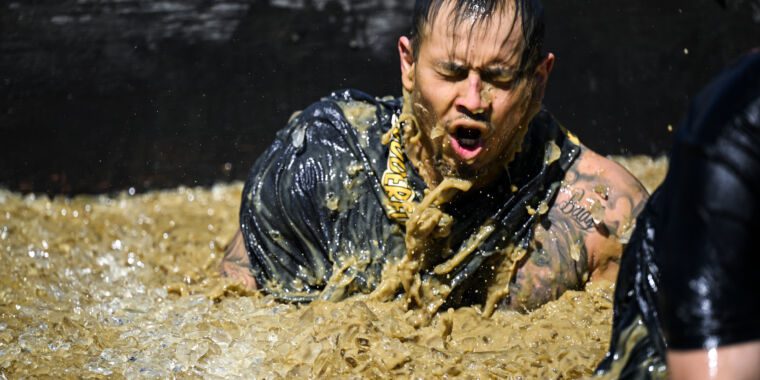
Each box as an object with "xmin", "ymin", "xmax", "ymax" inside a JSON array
[
  {"xmin": 557, "ymin": 149, "xmax": 649, "ymax": 280},
  {"xmin": 219, "ymin": 229, "xmax": 257, "ymax": 289},
  {"xmin": 557, "ymin": 193, "xmax": 596, "ymax": 231},
  {"xmin": 553, "ymin": 150, "xmax": 649, "ymax": 237},
  {"xmin": 506, "ymin": 149, "xmax": 649, "ymax": 310}
]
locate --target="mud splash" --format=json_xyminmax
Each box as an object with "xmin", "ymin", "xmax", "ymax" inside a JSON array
[{"xmin": 0, "ymin": 157, "xmax": 665, "ymax": 379}]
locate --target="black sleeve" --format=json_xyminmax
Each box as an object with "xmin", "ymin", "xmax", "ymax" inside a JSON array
[
  {"xmin": 657, "ymin": 52, "xmax": 760, "ymax": 350},
  {"xmin": 595, "ymin": 53, "xmax": 760, "ymax": 378},
  {"xmin": 239, "ymin": 101, "xmax": 359, "ymax": 302}
]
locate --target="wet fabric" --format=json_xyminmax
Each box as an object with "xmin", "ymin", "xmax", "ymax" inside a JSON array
[
  {"xmin": 239, "ymin": 89, "xmax": 580, "ymax": 305},
  {"xmin": 595, "ymin": 52, "xmax": 760, "ymax": 379}
]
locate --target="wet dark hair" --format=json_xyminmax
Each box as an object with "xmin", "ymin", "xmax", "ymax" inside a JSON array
[{"xmin": 409, "ymin": 0, "xmax": 545, "ymax": 73}]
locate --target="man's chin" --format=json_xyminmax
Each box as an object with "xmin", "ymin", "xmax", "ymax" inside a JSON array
[
  {"xmin": 436, "ymin": 157, "xmax": 483, "ymax": 182},
  {"xmin": 437, "ymin": 153, "xmax": 511, "ymax": 189}
]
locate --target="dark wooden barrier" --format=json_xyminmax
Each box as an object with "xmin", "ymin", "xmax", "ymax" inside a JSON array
[{"xmin": 1, "ymin": 0, "xmax": 758, "ymax": 194}]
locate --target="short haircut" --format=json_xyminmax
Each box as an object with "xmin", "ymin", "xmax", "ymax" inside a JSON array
[{"xmin": 409, "ymin": 0, "xmax": 545, "ymax": 73}]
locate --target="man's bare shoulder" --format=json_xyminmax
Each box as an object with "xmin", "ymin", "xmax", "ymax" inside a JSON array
[
  {"xmin": 505, "ymin": 146, "xmax": 649, "ymax": 310},
  {"xmin": 561, "ymin": 146, "xmax": 649, "ymax": 231},
  {"xmin": 546, "ymin": 145, "xmax": 649, "ymax": 281}
]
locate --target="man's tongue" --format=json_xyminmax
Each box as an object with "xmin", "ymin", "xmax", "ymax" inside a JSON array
[{"xmin": 450, "ymin": 128, "xmax": 483, "ymax": 161}]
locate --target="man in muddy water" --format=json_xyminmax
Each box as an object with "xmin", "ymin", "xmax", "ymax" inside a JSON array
[{"xmin": 220, "ymin": 0, "xmax": 647, "ymax": 313}]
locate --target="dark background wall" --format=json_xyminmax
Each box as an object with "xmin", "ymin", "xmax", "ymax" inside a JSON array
[{"xmin": 2, "ymin": 0, "xmax": 759, "ymax": 194}]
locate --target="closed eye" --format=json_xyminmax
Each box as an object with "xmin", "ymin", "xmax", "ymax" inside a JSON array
[
  {"xmin": 481, "ymin": 67, "xmax": 519, "ymax": 89},
  {"xmin": 437, "ymin": 62, "xmax": 468, "ymax": 81}
]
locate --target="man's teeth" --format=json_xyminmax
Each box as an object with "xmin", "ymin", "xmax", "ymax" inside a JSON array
[
  {"xmin": 459, "ymin": 138, "xmax": 479, "ymax": 147},
  {"xmin": 456, "ymin": 128, "xmax": 481, "ymax": 148}
]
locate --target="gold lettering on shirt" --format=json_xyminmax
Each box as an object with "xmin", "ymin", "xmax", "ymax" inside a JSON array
[{"xmin": 381, "ymin": 114, "xmax": 416, "ymax": 222}]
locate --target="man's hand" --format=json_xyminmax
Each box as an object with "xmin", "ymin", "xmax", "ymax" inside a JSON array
[{"xmin": 219, "ymin": 229, "xmax": 257, "ymax": 290}]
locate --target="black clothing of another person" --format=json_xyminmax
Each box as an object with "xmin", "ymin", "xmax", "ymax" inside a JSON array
[{"xmin": 596, "ymin": 52, "xmax": 760, "ymax": 379}]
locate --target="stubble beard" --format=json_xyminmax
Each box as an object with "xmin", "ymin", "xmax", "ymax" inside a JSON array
[
  {"xmin": 407, "ymin": 87, "xmax": 473, "ymax": 183},
  {"xmin": 409, "ymin": 86, "xmax": 508, "ymax": 186}
]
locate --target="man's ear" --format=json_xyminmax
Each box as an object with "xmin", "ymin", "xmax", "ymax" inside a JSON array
[
  {"xmin": 532, "ymin": 52, "xmax": 555, "ymax": 99},
  {"xmin": 535, "ymin": 52, "xmax": 555, "ymax": 85},
  {"xmin": 398, "ymin": 36, "xmax": 416, "ymax": 92}
]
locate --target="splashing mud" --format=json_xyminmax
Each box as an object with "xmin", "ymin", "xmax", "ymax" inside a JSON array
[
  {"xmin": 0, "ymin": 157, "xmax": 665, "ymax": 379},
  {"xmin": 610, "ymin": 155, "xmax": 668, "ymax": 194}
]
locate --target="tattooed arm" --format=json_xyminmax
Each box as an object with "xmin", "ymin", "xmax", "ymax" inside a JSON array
[
  {"xmin": 219, "ymin": 229, "xmax": 257, "ymax": 289},
  {"xmin": 567, "ymin": 148, "xmax": 649, "ymax": 282},
  {"xmin": 507, "ymin": 147, "xmax": 648, "ymax": 310},
  {"xmin": 507, "ymin": 208, "xmax": 593, "ymax": 311}
]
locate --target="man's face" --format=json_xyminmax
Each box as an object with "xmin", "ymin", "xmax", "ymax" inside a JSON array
[{"xmin": 400, "ymin": 2, "xmax": 553, "ymax": 185}]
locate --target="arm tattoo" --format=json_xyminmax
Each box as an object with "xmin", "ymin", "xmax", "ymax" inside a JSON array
[
  {"xmin": 507, "ymin": 210, "xmax": 588, "ymax": 311},
  {"xmin": 506, "ymin": 150, "xmax": 649, "ymax": 309},
  {"xmin": 557, "ymin": 191, "xmax": 596, "ymax": 231},
  {"xmin": 556, "ymin": 154, "xmax": 648, "ymax": 237}
]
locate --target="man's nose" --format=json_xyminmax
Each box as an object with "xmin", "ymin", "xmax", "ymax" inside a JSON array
[{"xmin": 455, "ymin": 72, "xmax": 489, "ymax": 117}]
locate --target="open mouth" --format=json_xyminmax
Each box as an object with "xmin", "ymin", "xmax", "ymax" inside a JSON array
[
  {"xmin": 450, "ymin": 127, "xmax": 484, "ymax": 161},
  {"xmin": 457, "ymin": 128, "xmax": 482, "ymax": 148}
]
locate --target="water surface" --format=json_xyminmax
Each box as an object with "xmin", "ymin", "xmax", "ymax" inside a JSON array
[{"xmin": 0, "ymin": 156, "xmax": 666, "ymax": 379}]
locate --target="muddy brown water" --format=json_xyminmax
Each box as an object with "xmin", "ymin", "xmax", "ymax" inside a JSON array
[{"xmin": 0, "ymin": 156, "xmax": 666, "ymax": 379}]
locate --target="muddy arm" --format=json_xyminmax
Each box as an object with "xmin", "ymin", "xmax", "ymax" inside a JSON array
[
  {"xmin": 540, "ymin": 147, "xmax": 649, "ymax": 284},
  {"xmin": 668, "ymin": 341, "xmax": 760, "ymax": 380},
  {"xmin": 219, "ymin": 229, "xmax": 257, "ymax": 290},
  {"xmin": 567, "ymin": 148, "xmax": 648, "ymax": 282}
]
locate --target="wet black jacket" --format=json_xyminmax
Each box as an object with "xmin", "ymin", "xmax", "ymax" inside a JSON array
[{"xmin": 596, "ymin": 52, "xmax": 760, "ymax": 379}]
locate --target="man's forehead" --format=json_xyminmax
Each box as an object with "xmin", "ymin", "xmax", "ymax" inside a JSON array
[{"xmin": 423, "ymin": 0, "xmax": 524, "ymax": 64}]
